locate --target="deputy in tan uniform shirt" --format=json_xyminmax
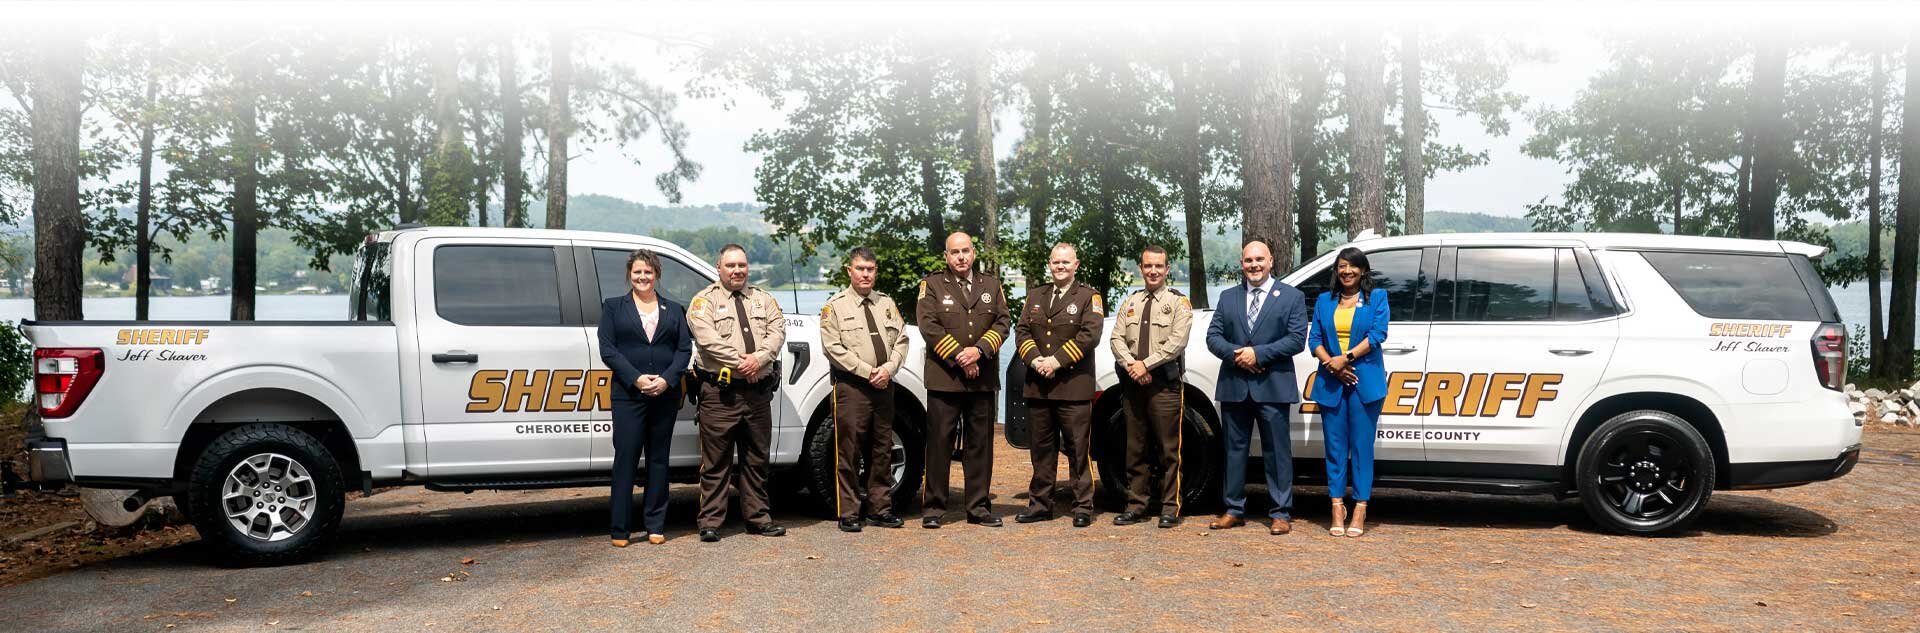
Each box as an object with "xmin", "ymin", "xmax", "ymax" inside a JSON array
[
  {"xmin": 685, "ymin": 244, "xmax": 788, "ymax": 542},
  {"xmin": 1108, "ymin": 244, "xmax": 1194, "ymax": 529},
  {"xmin": 819, "ymin": 247, "xmax": 912, "ymax": 533},
  {"xmin": 915, "ymin": 231, "xmax": 1012, "ymax": 529},
  {"xmin": 1013, "ymin": 243, "xmax": 1104, "ymax": 527}
]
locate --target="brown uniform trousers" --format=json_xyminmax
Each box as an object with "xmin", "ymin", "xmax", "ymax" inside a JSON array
[
  {"xmin": 1016, "ymin": 282, "xmax": 1103, "ymax": 516},
  {"xmin": 687, "ymin": 283, "xmax": 787, "ymax": 531},
  {"xmin": 1110, "ymin": 286, "xmax": 1194, "ymax": 516},
  {"xmin": 820, "ymin": 287, "xmax": 912, "ymax": 520},
  {"xmin": 916, "ymin": 271, "xmax": 1011, "ymax": 519}
]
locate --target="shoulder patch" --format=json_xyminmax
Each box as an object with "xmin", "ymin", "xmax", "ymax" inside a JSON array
[
  {"xmin": 918, "ymin": 280, "xmax": 928, "ymax": 300},
  {"xmin": 690, "ymin": 296, "xmax": 708, "ymax": 311},
  {"xmin": 821, "ymin": 304, "xmax": 833, "ymax": 318},
  {"xmin": 1091, "ymin": 295, "xmax": 1104, "ymax": 315},
  {"xmin": 1179, "ymin": 296, "xmax": 1192, "ymax": 309}
]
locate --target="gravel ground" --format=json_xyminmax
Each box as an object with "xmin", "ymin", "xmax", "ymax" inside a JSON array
[{"xmin": 0, "ymin": 428, "xmax": 1914, "ymax": 631}]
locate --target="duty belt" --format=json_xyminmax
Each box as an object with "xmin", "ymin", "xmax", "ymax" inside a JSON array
[{"xmin": 695, "ymin": 362, "xmax": 781, "ymax": 392}]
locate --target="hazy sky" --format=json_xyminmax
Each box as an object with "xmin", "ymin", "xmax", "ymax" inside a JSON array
[{"xmin": 573, "ymin": 29, "xmax": 1609, "ymax": 218}]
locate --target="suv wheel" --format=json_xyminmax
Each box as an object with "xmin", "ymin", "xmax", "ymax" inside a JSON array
[
  {"xmin": 803, "ymin": 402, "xmax": 925, "ymax": 516},
  {"xmin": 1093, "ymin": 395, "xmax": 1223, "ymax": 514},
  {"xmin": 1575, "ymin": 410, "xmax": 1715, "ymax": 535},
  {"xmin": 186, "ymin": 424, "xmax": 345, "ymax": 566}
]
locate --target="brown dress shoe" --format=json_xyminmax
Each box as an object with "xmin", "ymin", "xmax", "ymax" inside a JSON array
[
  {"xmin": 1208, "ymin": 514, "xmax": 1245, "ymax": 530},
  {"xmin": 1268, "ymin": 518, "xmax": 1292, "ymax": 535},
  {"xmin": 611, "ymin": 538, "xmax": 630, "ymax": 548}
]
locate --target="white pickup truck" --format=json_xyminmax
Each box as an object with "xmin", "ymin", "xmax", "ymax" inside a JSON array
[{"xmin": 23, "ymin": 226, "xmax": 930, "ymax": 564}]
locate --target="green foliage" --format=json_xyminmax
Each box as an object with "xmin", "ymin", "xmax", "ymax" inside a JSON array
[
  {"xmin": 0, "ymin": 321, "xmax": 29, "ymax": 403},
  {"xmin": 422, "ymin": 141, "xmax": 476, "ymax": 226}
]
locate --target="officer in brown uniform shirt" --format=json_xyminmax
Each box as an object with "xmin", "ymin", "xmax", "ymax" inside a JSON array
[
  {"xmin": 1013, "ymin": 243, "xmax": 1105, "ymax": 528},
  {"xmin": 819, "ymin": 247, "xmax": 912, "ymax": 533},
  {"xmin": 686, "ymin": 244, "xmax": 788, "ymax": 542},
  {"xmin": 1108, "ymin": 244, "xmax": 1194, "ymax": 529},
  {"xmin": 916, "ymin": 231, "xmax": 1012, "ymax": 529}
]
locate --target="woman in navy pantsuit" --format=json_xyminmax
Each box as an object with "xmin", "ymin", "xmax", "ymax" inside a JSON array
[
  {"xmin": 598, "ymin": 249, "xmax": 692, "ymax": 547},
  {"xmin": 1309, "ymin": 247, "xmax": 1389, "ymax": 538}
]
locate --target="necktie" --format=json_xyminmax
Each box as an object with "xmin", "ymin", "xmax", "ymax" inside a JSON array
[
  {"xmin": 1136, "ymin": 292, "xmax": 1154, "ymax": 360},
  {"xmin": 861, "ymin": 297, "xmax": 888, "ymax": 367},
  {"xmin": 1248, "ymin": 284, "xmax": 1265, "ymax": 326},
  {"xmin": 732, "ymin": 291, "xmax": 757, "ymax": 354}
]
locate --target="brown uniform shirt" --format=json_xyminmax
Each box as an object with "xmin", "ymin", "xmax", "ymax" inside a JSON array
[
  {"xmin": 1015, "ymin": 281, "xmax": 1104, "ymax": 400},
  {"xmin": 1109, "ymin": 285, "xmax": 1193, "ymax": 373},
  {"xmin": 819, "ymin": 288, "xmax": 910, "ymax": 377},
  {"xmin": 916, "ymin": 270, "xmax": 1012, "ymax": 393},
  {"xmin": 686, "ymin": 282, "xmax": 786, "ymax": 379}
]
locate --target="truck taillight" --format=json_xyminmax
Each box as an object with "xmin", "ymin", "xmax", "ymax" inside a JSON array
[
  {"xmin": 1811, "ymin": 323, "xmax": 1845, "ymax": 391},
  {"xmin": 34, "ymin": 348, "xmax": 103, "ymax": 418}
]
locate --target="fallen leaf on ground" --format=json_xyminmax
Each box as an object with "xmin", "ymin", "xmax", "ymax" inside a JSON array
[
  {"xmin": 461, "ymin": 557, "xmax": 476, "ymax": 565},
  {"xmin": 1519, "ymin": 603, "xmax": 1536, "ymax": 609},
  {"xmin": 298, "ymin": 591, "xmax": 312, "ymax": 597}
]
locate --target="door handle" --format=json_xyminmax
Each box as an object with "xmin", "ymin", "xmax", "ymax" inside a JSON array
[
  {"xmin": 1382, "ymin": 344, "xmax": 1419, "ymax": 355},
  {"xmin": 1549, "ymin": 349, "xmax": 1593, "ymax": 357},
  {"xmin": 433, "ymin": 351, "xmax": 479, "ymax": 364}
]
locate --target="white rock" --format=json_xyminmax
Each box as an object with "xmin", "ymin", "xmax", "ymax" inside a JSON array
[
  {"xmin": 1846, "ymin": 383, "xmax": 1858, "ymax": 392},
  {"xmin": 1866, "ymin": 388, "xmax": 1887, "ymax": 400},
  {"xmin": 1849, "ymin": 401, "xmax": 1868, "ymax": 416},
  {"xmin": 1908, "ymin": 380, "xmax": 1920, "ymax": 392},
  {"xmin": 1906, "ymin": 401, "xmax": 1919, "ymax": 417},
  {"xmin": 1880, "ymin": 411, "xmax": 1899, "ymax": 424}
]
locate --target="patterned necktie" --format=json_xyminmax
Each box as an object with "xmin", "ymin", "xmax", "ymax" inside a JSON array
[
  {"xmin": 1136, "ymin": 292, "xmax": 1154, "ymax": 359},
  {"xmin": 732, "ymin": 291, "xmax": 756, "ymax": 354},
  {"xmin": 861, "ymin": 297, "xmax": 888, "ymax": 366},
  {"xmin": 1247, "ymin": 284, "xmax": 1265, "ymax": 326}
]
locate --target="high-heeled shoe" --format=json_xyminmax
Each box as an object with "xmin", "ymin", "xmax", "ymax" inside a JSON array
[
  {"xmin": 1329, "ymin": 499, "xmax": 1349, "ymax": 537},
  {"xmin": 647, "ymin": 534, "xmax": 666, "ymax": 545},
  {"xmin": 1346, "ymin": 501, "xmax": 1368, "ymax": 537}
]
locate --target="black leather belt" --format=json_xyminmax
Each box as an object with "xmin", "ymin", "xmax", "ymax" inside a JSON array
[{"xmin": 694, "ymin": 362, "xmax": 781, "ymax": 392}]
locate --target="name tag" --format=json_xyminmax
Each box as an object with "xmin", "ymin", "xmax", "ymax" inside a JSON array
[{"xmin": 942, "ymin": 299, "xmax": 954, "ymax": 305}]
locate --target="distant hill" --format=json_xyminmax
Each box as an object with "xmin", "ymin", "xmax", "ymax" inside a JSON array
[
  {"xmin": 1424, "ymin": 210, "xmax": 1535, "ymax": 233},
  {"xmin": 525, "ymin": 195, "xmax": 770, "ymax": 235}
]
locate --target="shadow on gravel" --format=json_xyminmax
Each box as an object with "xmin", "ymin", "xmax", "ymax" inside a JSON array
[{"xmin": 1243, "ymin": 487, "xmax": 1838, "ymax": 539}]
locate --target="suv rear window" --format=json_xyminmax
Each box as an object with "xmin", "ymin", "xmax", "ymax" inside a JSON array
[{"xmin": 1641, "ymin": 251, "xmax": 1828, "ymax": 321}]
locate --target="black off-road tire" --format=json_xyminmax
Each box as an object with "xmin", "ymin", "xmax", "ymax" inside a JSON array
[
  {"xmin": 802, "ymin": 397, "xmax": 926, "ymax": 517},
  {"xmin": 1576, "ymin": 410, "xmax": 1716, "ymax": 536},
  {"xmin": 186, "ymin": 424, "xmax": 346, "ymax": 566},
  {"xmin": 1092, "ymin": 392, "xmax": 1223, "ymax": 515}
]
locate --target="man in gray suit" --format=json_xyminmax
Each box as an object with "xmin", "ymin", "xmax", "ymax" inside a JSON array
[{"xmin": 1203, "ymin": 237, "xmax": 1309, "ymax": 534}]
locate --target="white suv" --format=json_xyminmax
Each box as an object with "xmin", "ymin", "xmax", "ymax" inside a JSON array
[{"xmin": 1009, "ymin": 231, "xmax": 1861, "ymax": 535}]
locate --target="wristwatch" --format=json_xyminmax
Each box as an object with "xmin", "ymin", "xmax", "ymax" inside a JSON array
[{"xmin": 1343, "ymin": 351, "xmax": 1356, "ymax": 362}]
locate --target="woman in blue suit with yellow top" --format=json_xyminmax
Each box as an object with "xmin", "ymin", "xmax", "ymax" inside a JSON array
[{"xmin": 1309, "ymin": 247, "xmax": 1388, "ymax": 538}]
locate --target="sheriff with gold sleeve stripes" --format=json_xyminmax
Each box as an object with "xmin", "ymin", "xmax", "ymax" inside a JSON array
[
  {"xmin": 1015, "ymin": 281, "xmax": 1103, "ymax": 400},
  {"xmin": 915, "ymin": 270, "xmax": 1012, "ymax": 392}
]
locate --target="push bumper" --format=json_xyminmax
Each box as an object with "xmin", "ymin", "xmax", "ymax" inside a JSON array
[{"xmin": 1728, "ymin": 443, "xmax": 1861, "ymax": 490}]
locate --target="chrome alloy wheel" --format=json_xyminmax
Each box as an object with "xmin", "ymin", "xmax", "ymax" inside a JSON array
[{"xmin": 221, "ymin": 453, "xmax": 317, "ymax": 542}]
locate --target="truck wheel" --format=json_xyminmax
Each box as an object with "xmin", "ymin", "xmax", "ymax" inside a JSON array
[
  {"xmin": 1576, "ymin": 410, "xmax": 1715, "ymax": 536},
  {"xmin": 1093, "ymin": 394, "xmax": 1223, "ymax": 515},
  {"xmin": 186, "ymin": 424, "xmax": 346, "ymax": 566},
  {"xmin": 803, "ymin": 401, "xmax": 925, "ymax": 517}
]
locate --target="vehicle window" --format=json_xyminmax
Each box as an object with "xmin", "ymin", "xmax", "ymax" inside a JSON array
[
  {"xmin": 1452, "ymin": 248, "xmax": 1554, "ymax": 321},
  {"xmin": 434, "ymin": 245, "xmax": 563, "ymax": 326},
  {"xmin": 1554, "ymin": 248, "xmax": 1605, "ymax": 320},
  {"xmin": 349, "ymin": 240, "xmax": 391, "ymax": 321},
  {"xmin": 1641, "ymin": 251, "xmax": 1820, "ymax": 321},
  {"xmin": 1297, "ymin": 248, "xmax": 1428, "ymax": 322},
  {"xmin": 592, "ymin": 248, "xmax": 713, "ymax": 306}
]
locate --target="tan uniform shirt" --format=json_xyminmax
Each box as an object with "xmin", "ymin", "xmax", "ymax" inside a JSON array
[
  {"xmin": 687, "ymin": 282, "xmax": 786, "ymax": 378},
  {"xmin": 819, "ymin": 288, "xmax": 910, "ymax": 377},
  {"xmin": 1015, "ymin": 281, "xmax": 1104, "ymax": 400},
  {"xmin": 1110, "ymin": 285, "xmax": 1193, "ymax": 373},
  {"xmin": 916, "ymin": 270, "xmax": 1012, "ymax": 392}
]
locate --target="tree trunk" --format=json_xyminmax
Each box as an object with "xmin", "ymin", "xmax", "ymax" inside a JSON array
[
  {"xmin": 136, "ymin": 73, "xmax": 157, "ymax": 320},
  {"xmin": 1734, "ymin": 151, "xmax": 1750, "ymax": 236},
  {"xmin": 425, "ymin": 34, "xmax": 471, "ymax": 227},
  {"xmin": 1174, "ymin": 61, "xmax": 1209, "ymax": 308},
  {"xmin": 1742, "ymin": 42, "xmax": 1787, "ymax": 240},
  {"xmin": 1241, "ymin": 33, "xmax": 1295, "ymax": 267},
  {"xmin": 1294, "ymin": 48, "xmax": 1325, "ymax": 260},
  {"xmin": 912, "ymin": 59, "xmax": 946, "ymax": 252},
  {"xmin": 1887, "ymin": 38, "xmax": 1920, "ymax": 381},
  {"xmin": 500, "ymin": 38, "xmax": 526, "ymax": 229},
  {"xmin": 1345, "ymin": 31, "xmax": 1388, "ymax": 239},
  {"xmin": 1870, "ymin": 51, "xmax": 1890, "ymax": 379},
  {"xmin": 963, "ymin": 42, "xmax": 997, "ymax": 265},
  {"xmin": 29, "ymin": 35, "xmax": 84, "ymax": 321},
  {"xmin": 1400, "ymin": 30, "xmax": 1426, "ymax": 236},
  {"xmin": 230, "ymin": 63, "xmax": 260, "ymax": 321},
  {"xmin": 1669, "ymin": 180, "xmax": 1684, "ymax": 236},
  {"xmin": 545, "ymin": 28, "xmax": 572, "ymax": 230},
  {"xmin": 473, "ymin": 106, "xmax": 490, "ymax": 228},
  {"xmin": 1024, "ymin": 63, "xmax": 1053, "ymax": 284}
]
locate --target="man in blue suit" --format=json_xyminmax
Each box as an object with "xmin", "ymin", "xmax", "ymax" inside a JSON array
[{"xmin": 1205, "ymin": 238, "xmax": 1309, "ymax": 534}]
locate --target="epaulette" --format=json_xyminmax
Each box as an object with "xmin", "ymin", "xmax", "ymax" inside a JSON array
[{"xmin": 1167, "ymin": 288, "xmax": 1186, "ymax": 296}]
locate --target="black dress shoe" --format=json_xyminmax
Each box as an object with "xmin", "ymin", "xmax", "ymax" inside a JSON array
[
  {"xmin": 698, "ymin": 529, "xmax": 720, "ymax": 542},
  {"xmin": 866, "ymin": 513, "xmax": 905, "ymax": 529},
  {"xmin": 748, "ymin": 523, "xmax": 787, "ymax": 537},
  {"xmin": 1072, "ymin": 513, "xmax": 1093, "ymax": 528},
  {"xmin": 967, "ymin": 515, "xmax": 1004, "ymax": 527},
  {"xmin": 1112, "ymin": 511, "xmax": 1147, "ymax": 526},
  {"xmin": 922, "ymin": 516, "xmax": 942, "ymax": 529},
  {"xmin": 1014, "ymin": 511, "xmax": 1053, "ymax": 524},
  {"xmin": 1158, "ymin": 515, "xmax": 1182, "ymax": 529},
  {"xmin": 837, "ymin": 517, "xmax": 864, "ymax": 533}
]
